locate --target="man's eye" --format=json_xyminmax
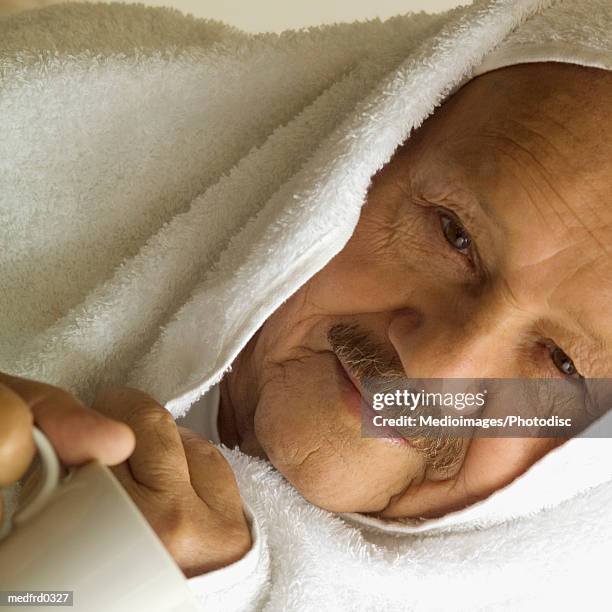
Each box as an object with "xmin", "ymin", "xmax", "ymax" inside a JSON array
[
  {"xmin": 550, "ymin": 346, "xmax": 580, "ymax": 378},
  {"xmin": 440, "ymin": 213, "xmax": 471, "ymax": 253}
]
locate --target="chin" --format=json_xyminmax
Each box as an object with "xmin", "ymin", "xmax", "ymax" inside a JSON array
[{"xmin": 274, "ymin": 459, "xmax": 388, "ymax": 514}]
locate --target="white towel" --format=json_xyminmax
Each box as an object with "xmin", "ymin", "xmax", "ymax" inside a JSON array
[
  {"xmin": 1, "ymin": 1, "xmax": 611, "ymax": 610},
  {"xmin": 221, "ymin": 445, "xmax": 611, "ymax": 611}
]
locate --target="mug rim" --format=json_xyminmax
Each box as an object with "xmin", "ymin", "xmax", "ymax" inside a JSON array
[{"xmin": 12, "ymin": 427, "xmax": 61, "ymax": 526}]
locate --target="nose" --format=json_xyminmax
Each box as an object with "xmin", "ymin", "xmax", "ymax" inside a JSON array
[{"xmin": 388, "ymin": 296, "xmax": 523, "ymax": 379}]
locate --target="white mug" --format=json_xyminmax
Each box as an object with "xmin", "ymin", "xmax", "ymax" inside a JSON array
[{"xmin": 0, "ymin": 428, "xmax": 200, "ymax": 612}]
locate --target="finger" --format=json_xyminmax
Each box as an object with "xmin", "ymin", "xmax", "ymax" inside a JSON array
[
  {"xmin": 0, "ymin": 382, "xmax": 35, "ymax": 486},
  {"xmin": 107, "ymin": 460, "xmax": 138, "ymax": 498},
  {"xmin": 92, "ymin": 387, "xmax": 189, "ymax": 491},
  {"xmin": 179, "ymin": 427, "xmax": 244, "ymax": 519},
  {"xmin": 0, "ymin": 373, "xmax": 134, "ymax": 467}
]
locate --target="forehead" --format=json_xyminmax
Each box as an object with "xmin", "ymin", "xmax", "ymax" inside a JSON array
[{"xmin": 405, "ymin": 66, "xmax": 612, "ymax": 360}]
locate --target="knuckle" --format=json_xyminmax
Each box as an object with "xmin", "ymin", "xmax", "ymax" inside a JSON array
[
  {"xmin": 201, "ymin": 443, "xmax": 232, "ymax": 468},
  {"xmin": 178, "ymin": 427, "xmax": 207, "ymax": 447},
  {"xmin": 180, "ymin": 430, "xmax": 228, "ymax": 462},
  {"xmin": 204, "ymin": 451, "xmax": 240, "ymax": 486},
  {"xmin": 98, "ymin": 387, "xmax": 172, "ymax": 427},
  {"xmin": 46, "ymin": 385, "xmax": 82, "ymax": 411},
  {"xmin": 200, "ymin": 441, "xmax": 225, "ymax": 460},
  {"xmin": 181, "ymin": 435, "xmax": 209, "ymax": 457},
  {"xmin": 137, "ymin": 403, "xmax": 174, "ymax": 427}
]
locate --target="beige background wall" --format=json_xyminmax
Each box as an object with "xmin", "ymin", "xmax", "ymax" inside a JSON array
[{"xmin": 1, "ymin": 1, "xmax": 465, "ymax": 31}]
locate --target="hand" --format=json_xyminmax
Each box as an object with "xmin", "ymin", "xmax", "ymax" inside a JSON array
[
  {"xmin": 92, "ymin": 387, "xmax": 251, "ymax": 577},
  {"xmin": 0, "ymin": 373, "xmax": 135, "ymax": 521}
]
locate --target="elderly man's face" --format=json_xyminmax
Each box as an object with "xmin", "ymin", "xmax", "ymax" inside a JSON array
[{"xmin": 221, "ymin": 63, "xmax": 612, "ymax": 517}]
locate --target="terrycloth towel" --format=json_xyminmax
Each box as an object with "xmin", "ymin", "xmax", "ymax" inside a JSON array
[{"xmin": 0, "ymin": 1, "xmax": 611, "ymax": 610}]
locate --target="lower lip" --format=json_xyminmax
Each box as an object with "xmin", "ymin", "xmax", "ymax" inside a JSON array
[{"xmin": 333, "ymin": 357, "xmax": 409, "ymax": 448}]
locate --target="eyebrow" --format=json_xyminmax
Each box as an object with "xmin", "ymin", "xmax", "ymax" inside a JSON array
[
  {"xmin": 473, "ymin": 195, "xmax": 498, "ymax": 223},
  {"xmin": 433, "ymin": 180, "xmax": 499, "ymax": 231}
]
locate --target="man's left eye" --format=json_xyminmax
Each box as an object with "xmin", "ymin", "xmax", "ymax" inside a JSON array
[
  {"xmin": 440, "ymin": 213, "xmax": 471, "ymax": 253},
  {"xmin": 550, "ymin": 346, "xmax": 581, "ymax": 378}
]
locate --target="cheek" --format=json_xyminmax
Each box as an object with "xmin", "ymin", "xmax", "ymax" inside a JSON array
[
  {"xmin": 253, "ymin": 351, "xmax": 425, "ymax": 513},
  {"xmin": 305, "ymin": 240, "xmax": 427, "ymax": 318},
  {"xmin": 306, "ymin": 198, "xmax": 462, "ymax": 318}
]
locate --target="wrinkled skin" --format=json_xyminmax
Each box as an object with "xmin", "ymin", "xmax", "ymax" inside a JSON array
[{"xmin": 218, "ymin": 63, "xmax": 612, "ymax": 517}]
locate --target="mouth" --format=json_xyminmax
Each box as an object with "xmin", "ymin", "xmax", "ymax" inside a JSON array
[
  {"xmin": 334, "ymin": 353, "xmax": 366, "ymax": 411},
  {"xmin": 333, "ymin": 353, "xmax": 410, "ymax": 448}
]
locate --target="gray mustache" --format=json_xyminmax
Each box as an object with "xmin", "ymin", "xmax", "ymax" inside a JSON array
[{"xmin": 327, "ymin": 323, "xmax": 465, "ymax": 473}]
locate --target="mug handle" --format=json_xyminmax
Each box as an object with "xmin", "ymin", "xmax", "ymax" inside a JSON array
[{"xmin": 12, "ymin": 427, "xmax": 61, "ymax": 525}]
